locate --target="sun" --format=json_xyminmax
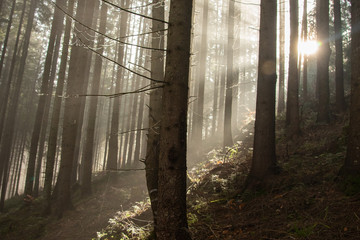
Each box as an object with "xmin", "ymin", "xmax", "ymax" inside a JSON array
[{"xmin": 298, "ymin": 40, "xmax": 319, "ymax": 56}]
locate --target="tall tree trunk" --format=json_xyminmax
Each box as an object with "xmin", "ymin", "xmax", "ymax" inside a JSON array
[
  {"xmin": 43, "ymin": 0, "xmax": 74, "ymax": 215},
  {"xmin": 156, "ymin": 0, "xmax": 193, "ymax": 239},
  {"xmin": 341, "ymin": 0, "xmax": 360, "ymax": 174},
  {"xmin": 278, "ymin": 0, "xmax": 286, "ymax": 114},
  {"xmin": 107, "ymin": 0, "xmax": 130, "ymax": 170},
  {"xmin": 0, "ymin": 0, "xmax": 27, "ymax": 155},
  {"xmin": 55, "ymin": 0, "xmax": 96, "ymax": 217},
  {"xmin": 316, "ymin": 0, "xmax": 330, "ymax": 123},
  {"xmin": 245, "ymin": 0, "xmax": 277, "ymax": 188},
  {"xmin": 81, "ymin": 1, "xmax": 108, "ymax": 197},
  {"xmin": 286, "ymin": 0, "xmax": 301, "ymax": 138},
  {"xmin": 192, "ymin": 0, "xmax": 209, "ymax": 146},
  {"xmin": 24, "ymin": 0, "xmax": 65, "ymax": 197},
  {"xmin": 0, "ymin": 0, "xmax": 16, "ymax": 82},
  {"xmin": 0, "ymin": 0, "xmax": 38, "ymax": 211},
  {"xmin": 145, "ymin": 0, "xmax": 165, "ymax": 229},
  {"xmin": 302, "ymin": 0, "xmax": 309, "ymax": 101},
  {"xmin": 334, "ymin": 0, "xmax": 346, "ymax": 112},
  {"xmin": 223, "ymin": 0, "xmax": 234, "ymax": 149}
]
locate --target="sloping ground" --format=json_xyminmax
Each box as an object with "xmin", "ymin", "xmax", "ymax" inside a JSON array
[
  {"xmin": 187, "ymin": 112, "xmax": 360, "ymax": 239},
  {"xmin": 0, "ymin": 171, "xmax": 148, "ymax": 240},
  {"xmin": 97, "ymin": 110, "xmax": 360, "ymax": 239}
]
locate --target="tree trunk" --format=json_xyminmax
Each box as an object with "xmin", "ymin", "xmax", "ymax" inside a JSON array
[
  {"xmin": 286, "ymin": 0, "xmax": 301, "ymax": 138},
  {"xmin": 302, "ymin": 0, "xmax": 308, "ymax": 101},
  {"xmin": 156, "ymin": 0, "xmax": 193, "ymax": 239},
  {"xmin": 245, "ymin": 0, "xmax": 277, "ymax": 188},
  {"xmin": 24, "ymin": 0, "xmax": 65, "ymax": 197},
  {"xmin": 278, "ymin": 0, "xmax": 285, "ymax": 114},
  {"xmin": 55, "ymin": 0, "xmax": 96, "ymax": 217},
  {"xmin": 107, "ymin": 0, "xmax": 130, "ymax": 170},
  {"xmin": 223, "ymin": 0, "xmax": 235, "ymax": 149},
  {"xmin": 341, "ymin": 0, "xmax": 360, "ymax": 174},
  {"xmin": 316, "ymin": 0, "xmax": 330, "ymax": 123},
  {"xmin": 145, "ymin": 0, "xmax": 165, "ymax": 229},
  {"xmin": 334, "ymin": 0, "xmax": 346, "ymax": 112},
  {"xmin": 43, "ymin": 0, "xmax": 75, "ymax": 215},
  {"xmin": 81, "ymin": 1, "xmax": 108, "ymax": 197},
  {"xmin": 0, "ymin": 0, "xmax": 38, "ymax": 211},
  {"xmin": 192, "ymin": 0, "xmax": 209, "ymax": 146}
]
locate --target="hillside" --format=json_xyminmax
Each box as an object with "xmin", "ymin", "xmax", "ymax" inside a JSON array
[{"xmin": 1, "ymin": 107, "xmax": 360, "ymax": 240}]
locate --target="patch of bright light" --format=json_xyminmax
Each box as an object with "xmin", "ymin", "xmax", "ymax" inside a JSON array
[{"xmin": 298, "ymin": 40, "xmax": 319, "ymax": 56}]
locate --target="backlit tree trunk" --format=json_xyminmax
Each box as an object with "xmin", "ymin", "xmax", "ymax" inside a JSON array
[
  {"xmin": 334, "ymin": 0, "xmax": 346, "ymax": 112},
  {"xmin": 316, "ymin": 0, "xmax": 330, "ymax": 123},
  {"xmin": 245, "ymin": 0, "xmax": 277, "ymax": 188},
  {"xmin": 286, "ymin": 0, "xmax": 301, "ymax": 138},
  {"xmin": 156, "ymin": 0, "xmax": 193, "ymax": 239}
]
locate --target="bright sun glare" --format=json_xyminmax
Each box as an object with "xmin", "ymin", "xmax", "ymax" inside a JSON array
[{"xmin": 298, "ymin": 40, "xmax": 320, "ymax": 56}]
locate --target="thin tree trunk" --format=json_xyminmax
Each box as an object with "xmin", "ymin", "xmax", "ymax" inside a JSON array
[
  {"xmin": 302, "ymin": 0, "xmax": 309, "ymax": 101},
  {"xmin": 24, "ymin": 0, "xmax": 65, "ymax": 196},
  {"xmin": 43, "ymin": 0, "xmax": 75, "ymax": 215},
  {"xmin": 316, "ymin": 0, "xmax": 330, "ymax": 123},
  {"xmin": 0, "ymin": 0, "xmax": 38, "ymax": 211},
  {"xmin": 81, "ymin": 2, "xmax": 108, "ymax": 197},
  {"xmin": 286, "ymin": 0, "xmax": 301, "ymax": 138},
  {"xmin": 278, "ymin": 0, "xmax": 285, "ymax": 114},
  {"xmin": 334, "ymin": 0, "xmax": 346, "ymax": 112},
  {"xmin": 223, "ymin": 0, "xmax": 234, "ymax": 149},
  {"xmin": 55, "ymin": 0, "xmax": 96, "ymax": 217}
]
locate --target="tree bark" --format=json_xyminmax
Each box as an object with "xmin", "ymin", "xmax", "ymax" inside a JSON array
[
  {"xmin": 286, "ymin": 0, "xmax": 301, "ymax": 138},
  {"xmin": 278, "ymin": 0, "xmax": 286, "ymax": 114},
  {"xmin": 245, "ymin": 0, "xmax": 277, "ymax": 188},
  {"xmin": 334, "ymin": 0, "xmax": 346, "ymax": 112},
  {"xmin": 156, "ymin": 0, "xmax": 193, "ymax": 239},
  {"xmin": 43, "ymin": 0, "xmax": 75, "ymax": 215},
  {"xmin": 24, "ymin": 0, "xmax": 65, "ymax": 197},
  {"xmin": 0, "ymin": 0, "xmax": 38, "ymax": 211},
  {"xmin": 81, "ymin": 1, "xmax": 108, "ymax": 197},
  {"xmin": 341, "ymin": 0, "xmax": 360, "ymax": 173},
  {"xmin": 145, "ymin": 0, "xmax": 165, "ymax": 229},
  {"xmin": 316, "ymin": 0, "xmax": 330, "ymax": 123},
  {"xmin": 223, "ymin": 0, "xmax": 235, "ymax": 149},
  {"xmin": 55, "ymin": 0, "xmax": 96, "ymax": 217}
]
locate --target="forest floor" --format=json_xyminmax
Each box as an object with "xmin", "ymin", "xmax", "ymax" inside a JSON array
[{"xmin": 1, "ymin": 105, "xmax": 360, "ymax": 240}]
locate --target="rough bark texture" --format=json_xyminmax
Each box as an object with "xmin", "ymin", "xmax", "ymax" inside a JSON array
[
  {"xmin": 316, "ymin": 0, "xmax": 330, "ymax": 123},
  {"xmin": 156, "ymin": 0, "xmax": 193, "ymax": 239},
  {"xmin": 286, "ymin": 0, "xmax": 301, "ymax": 138},
  {"xmin": 246, "ymin": 0, "xmax": 277, "ymax": 188},
  {"xmin": 334, "ymin": 0, "xmax": 346, "ymax": 112},
  {"xmin": 145, "ymin": 0, "xmax": 165, "ymax": 229},
  {"xmin": 342, "ymin": 0, "xmax": 360, "ymax": 173},
  {"xmin": 223, "ymin": 0, "xmax": 234, "ymax": 149}
]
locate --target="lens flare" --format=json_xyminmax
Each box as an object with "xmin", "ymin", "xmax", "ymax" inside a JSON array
[{"xmin": 298, "ymin": 40, "xmax": 319, "ymax": 56}]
